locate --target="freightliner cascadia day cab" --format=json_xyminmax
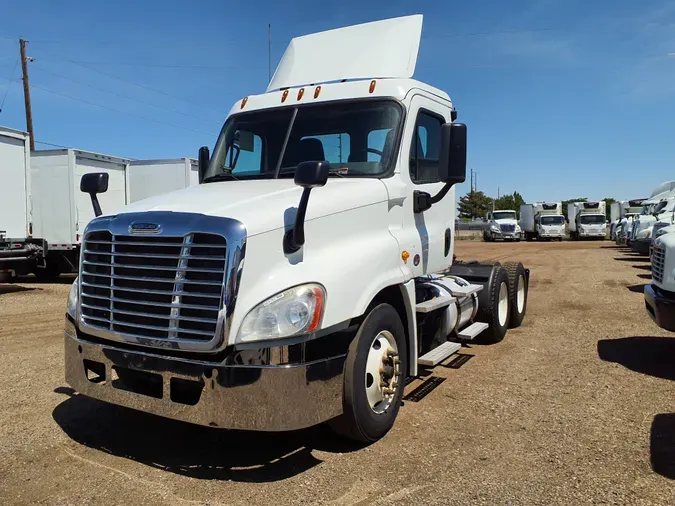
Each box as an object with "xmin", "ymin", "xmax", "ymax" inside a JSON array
[
  {"xmin": 616, "ymin": 199, "xmax": 647, "ymax": 246},
  {"xmin": 64, "ymin": 16, "xmax": 530, "ymax": 443},
  {"xmin": 483, "ymin": 209, "xmax": 521, "ymax": 242},
  {"xmin": 519, "ymin": 202, "xmax": 565, "ymax": 241}
]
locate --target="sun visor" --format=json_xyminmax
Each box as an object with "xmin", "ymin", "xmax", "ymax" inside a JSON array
[{"xmin": 267, "ymin": 15, "xmax": 423, "ymax": 92}]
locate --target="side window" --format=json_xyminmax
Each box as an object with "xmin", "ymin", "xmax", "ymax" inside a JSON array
[
  {"xmin": 409, "ymin": 111, "xmax": 443, "ymax": 184},
  {"xmin": 226, "ymin": 130, "xmax": 263, "ymax": 175},
  {"xmin": 301, "ymin": 134, "xmax": 350, "ymax": 166}
]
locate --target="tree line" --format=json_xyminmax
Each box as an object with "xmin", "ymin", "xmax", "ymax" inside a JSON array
[{"xmin": 458, "ymin": 191, "xmax": 616, "ymax": 221}]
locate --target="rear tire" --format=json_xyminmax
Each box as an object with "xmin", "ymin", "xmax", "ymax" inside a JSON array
[
  {"xmin": 502, "ymin": 262, "xmax": 528, "ymax": 328},
  {"xmin": 329, "ymin": 303, "xmax": 407, "ymax": 443},
  {"xmin": 476, "ymin": 266, "xmax": 510, "ymax": 344}
]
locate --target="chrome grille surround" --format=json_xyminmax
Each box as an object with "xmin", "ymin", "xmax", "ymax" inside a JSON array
[
  {"xmin": 78, "ymin": 212, "xmax": 246, "ymax": 352},
  {"xmin": 652, "ymin": 244, "xmax": 666, "ymax": 284}
]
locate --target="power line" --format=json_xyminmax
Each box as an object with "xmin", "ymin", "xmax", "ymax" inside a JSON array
[
  {"xmin": 31, "ymin": 65, "xmax": 221, "ymax": 125},
  {"xmin": 43, "ymin": 59, "xmax": 267, "ymax": 70},
  {"xmin": 0, "ymin": 57, "xmax": 18, "ymax": 113},
  {"xmin": 35, "ymin": 139, "xmax": 70, "ymax": 148},
  {"xmin": 30, "ymin": 83, "xmax": 214, "ymax": 136},
  {"xmin": 34, "ymin": 50, "xmax": 226, "ymax": 114}
]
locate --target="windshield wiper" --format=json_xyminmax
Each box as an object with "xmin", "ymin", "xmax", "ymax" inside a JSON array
[{"xmin": 202, "ymin": 172, "xmax": 236, "ymax": 183}]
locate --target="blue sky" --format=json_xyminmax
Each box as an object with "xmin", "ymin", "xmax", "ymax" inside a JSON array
[{"xmin": 0, "ymin": 0, "xmax": 674, "ymax": 202}]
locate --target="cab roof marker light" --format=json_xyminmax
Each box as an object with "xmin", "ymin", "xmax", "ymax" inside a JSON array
[
  {"xmin": 369, "ymin": 80, "xmax": 377, "ymax": 93},
  {"xmin": 281, "ymin": 89, "xmax": 289, "ymax": 103},
  {"xmin": 240, "ymin": 97, "xmax": 248, "ymax": 109},
  {"xmin": 314, "ymin": 86, "xmax": 321, "ymax": 99},
  {"xmin": 297, "ymin": 88, "xmax": 305, "ymax": 100}
]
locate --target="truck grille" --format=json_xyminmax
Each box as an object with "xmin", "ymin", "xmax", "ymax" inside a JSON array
[
  {"xmin": 500, "ymin": 224, "xmax": 516, "ymax": 233},
  {"xmin": 652, "ymin": 244, "xmax": 666, "ymax": 284},
  {"xmin": 80, "ymin": 231, "xmax": 226, "ymax": 343}
]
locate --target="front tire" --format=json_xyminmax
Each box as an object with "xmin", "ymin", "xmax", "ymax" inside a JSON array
[
  {"xmin": 330, "ymin": 303, "xmax": 408, "ymax": 443},
  {"xmin": 476, "ymin": 266, "xmax": 510, "ymax": 344}
]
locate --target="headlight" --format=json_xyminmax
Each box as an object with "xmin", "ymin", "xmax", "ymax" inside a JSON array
[
  {"xmin": 515, "ymin": 225, "xmax": 521, "ymax": 232},
  {"xmin": 236, "ymin": 283, "xmax": 325, "ymax": 343},
  {"xmin": 490, "ymin": 225, "xmax": 500, "ymax": 232},
  {"xmin": 67, "ymin": 277, "xmax": 79, "ymax": 319}
]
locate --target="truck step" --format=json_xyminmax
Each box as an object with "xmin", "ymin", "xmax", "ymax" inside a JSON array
[
  {"xmin": 415, "ymin": 294, "xmax": 454, "ymax": 314},
  {"xmin": 457, "ymin": 322, "xmax": 489, "ymax": 340},
  {"xmin": 448, "ymin": 283, "xmax": 483, "ymax": 297},
  {"xmin": 418, "ymin": 341, "xmax": 461, "ymax": 367}
]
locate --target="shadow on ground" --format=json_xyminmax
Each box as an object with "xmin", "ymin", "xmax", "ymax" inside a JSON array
[
  {"xmin": 597, "ymin": 337, "xmax": 675, "ymax": 382},
  {"xmin": 636, "ymin": 273, "xmax": 652, "ymax": 280},
  {"xmin": 614, "ymin": 257, "xmax": 650, "ymax": 262},
  {"xmin": 52, "ymin": 387, "xmax": 360, "ymax": 482},
  {"xmin": 15, "ymin": 274, "xmax": 77, "ymax": 285},
  {"xmin": 625, "ymin": 283, "xmax": 647, "ymax": 293},
  {"xmin": 0, "ymin": 285, "xmax": 37, "ymax": 295},
  {"xmin": 651, "ymin": 413, "xmax": 675, "ymax": 480},
  {"xmin": 633, "ymin": 265, "xmax": 652, "ymax": 271}
]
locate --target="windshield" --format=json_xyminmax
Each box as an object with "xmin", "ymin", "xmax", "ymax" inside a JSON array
[
  {"xmin": 204, "ymin": 100, "xmax": 402, "ymax": 182},
  {"xmin": 580, "ymin": 215, "xmax": 605, "ymax": 225},
  {"xmin": 493, "ymin": 211, "xmax": 516, "ymax": 221},
  {"xmin": 540, "ymin": 216, "xmax": 564, "ymax": 225}
]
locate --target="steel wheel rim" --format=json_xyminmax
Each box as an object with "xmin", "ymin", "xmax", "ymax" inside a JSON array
[
  {"xmin": 516, "ymin": 274, "xmax": 526, "ymax": 313},
  {"xmin": 364, "ymin": 330, "xmax": 399, "ymax": 414},
  {"xmin": 498, "ymin": 281, "xmax": 509, "ymax": 327}
]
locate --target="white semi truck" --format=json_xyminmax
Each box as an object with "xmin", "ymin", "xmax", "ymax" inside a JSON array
[
  {"xmin": 483, "ymin": 209, "xmax": 521, "ymax": 241},
  {"xmin": 645, "ymin": 225, "xmax": 675, "ymax": 332},
  {"xmin": 63, "ymin": 15, "xmax": 530, "ymax": 443},
  {"xmin": 630, "ymin": 181, "xmax": 675, "ymax": 254},
  {"xmin": 519, "ymin": 202, "xmax": 564, "ymax": 241},
  {"xmin": 568, "ymin": 201, "xmax": 607, "ymax": 240}
]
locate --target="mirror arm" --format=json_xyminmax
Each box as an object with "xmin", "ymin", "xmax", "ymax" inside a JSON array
[
  {"xmin": 430, "ymin": 182, "xmax": 453, "ymax": 205},
  {"xmin": 89, "ymin": 193, "xmax": 102, "ymax": 217},
  {"xmin": 284, "ymin": 187, "xmax": 312, "ymax": 253}
]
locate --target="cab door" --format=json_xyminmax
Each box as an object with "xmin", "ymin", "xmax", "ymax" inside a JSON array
[{"xmin": 400, "ymin": 94, "xmax": 455, "ymax": 276}]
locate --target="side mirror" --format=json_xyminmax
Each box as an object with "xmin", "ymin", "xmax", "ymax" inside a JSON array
[
  {"xmin": 294, "ymin": 160, "xmax": 330, "ymax": 188},
  {"xmin": 198, "ymin": 146, "xmax": 210, "ymax": 183},
  {"xmin": 285, "ymin": 161, "xmax": 330, "ymax": 253},
  {"xmin": 439, "ymin": 123, "xmax": 467, "ymax": 185},
  {"xmin": 80, "ymin": 172, "xmax": 109, "ymax": 217},
  {"xmin": 415, "ymin": 123, "xmax": 467, "ymax": 213}
]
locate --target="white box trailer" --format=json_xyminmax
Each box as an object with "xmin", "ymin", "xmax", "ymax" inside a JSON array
[
  {"xmin": 0, "ymin": 127, "xmax": 34, "ymax": 278},
  {"xmin": 28, "ymin": 149, "xmax": 130, "ymax": 277},
  {"xmin": 126, "ymin": 158, "xmax": 198, "ymax": 204}
]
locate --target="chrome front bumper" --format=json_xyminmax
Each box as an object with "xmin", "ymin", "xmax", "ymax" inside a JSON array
[{"xmin": 65, "ymin": 332, "xmax": 345, "ymax": 431}]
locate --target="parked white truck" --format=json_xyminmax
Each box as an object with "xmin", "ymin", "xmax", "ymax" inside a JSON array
[
  {"xmin": 630, "ymin": 181, "xmax": 675, "ymax": 254},
  {"xmin": 568, "ymin": 201, "xmax": 607, "ymax": 240},
  {"xmin": 0, "ymin": 148, "xmax": 199, "ymax": 281},
  {"xmin": 483, "ymin": 209, "xmax": 521, "ymax": 242},
  {"xmin": 645, "ymin": 225, "xmax": 675, "ymax": 332},
  {"xmin": 0, "ymin": 127, "xmax": 33, "ymax": 280},
  {"xmin": 520, "ymin": 202, "xmax": 564, "ymax": 241},
  {"xmin": 63, "ymin": 15, "xmax": 530, "ymax": 443},
  {"xmin": 616, "ymin": 199, "xmax": 646, "ymax": 246}
]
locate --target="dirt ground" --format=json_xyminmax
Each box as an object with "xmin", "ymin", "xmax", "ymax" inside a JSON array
[{"xmin": 0, "ymin": 241, "xmax": 673, "ymax": 505}]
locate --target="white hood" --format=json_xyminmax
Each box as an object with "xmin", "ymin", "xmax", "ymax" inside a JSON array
[
  {"xmin": 494, "ymin": 218, "xmax": 518, "ymax": 226},
  {"xmin": 118, "ymin": 179, "xmax": 389, "ymax": 237}
]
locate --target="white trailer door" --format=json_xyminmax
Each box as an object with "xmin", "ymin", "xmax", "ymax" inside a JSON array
[
  {"xmin": 74, "ymin": 156, "xmax": 126, "ymax": 243},
  {"xmin": 0, "ymin": 133, "xmax": 30, "ymax": 239},
  {"xmin": 31, "ymin": 152, "xmax": 72, "ymax": 245}
]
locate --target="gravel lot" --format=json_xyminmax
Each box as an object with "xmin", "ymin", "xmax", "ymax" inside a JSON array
[{"xmin": 0, "ymin": 241, "xmax": 673, "ymax": 505}]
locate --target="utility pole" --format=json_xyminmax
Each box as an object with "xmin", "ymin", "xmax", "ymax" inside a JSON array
[
  {"xmin": 19, "ymin": 38, "xmax": 35, "ymax": 151},
  {"xmin": 268, "ymin": 24, "xmax": 272, "ymax": 83},
  {"xmin": 470, "ymin": 169, "xmax": 474, "ymax": 192},
  {"xmin": 498, "ymin": 187, "xmax": 500, "ymax": 199}
]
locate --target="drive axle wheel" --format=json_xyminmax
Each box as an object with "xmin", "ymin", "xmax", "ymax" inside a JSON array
[
  {"xmin": 330, "ymin": 303, "xmax": 407, "ymax": 443},
  {"xmin": 476, "ymin": 266, "xmax": 510, "ymax": 344},
  {"xmin": 502, "ymin": 261, "xmax": 528, "ymax": 328}
]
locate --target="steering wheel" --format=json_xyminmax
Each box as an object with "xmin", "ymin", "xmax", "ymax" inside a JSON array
[{"xmin": 367, "ymin": 147, "xmax": 384, "ymax": 158}]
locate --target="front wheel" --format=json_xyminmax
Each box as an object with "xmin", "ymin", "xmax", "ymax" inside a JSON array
[{"xmin": 330, "ymin": 303, "xmax": 408, "ymax": 443}]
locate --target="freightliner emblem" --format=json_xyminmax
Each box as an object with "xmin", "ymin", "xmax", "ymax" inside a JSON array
[{"xmin": 129, "ymin": 222, "xmax": 162, "ymax": 235}]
